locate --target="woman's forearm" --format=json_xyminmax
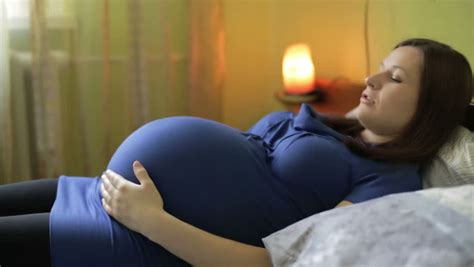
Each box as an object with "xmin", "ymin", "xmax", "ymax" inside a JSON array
[{"xmin": 139, "ymin": 211, "xmax": 272, "ymax": 267}]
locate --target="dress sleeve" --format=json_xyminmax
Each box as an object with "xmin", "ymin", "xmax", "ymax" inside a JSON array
[
  {"xmin": 247, "ymin": 111, "xmax": 293, "ymax": 136},
  {"xmin": 345, "ymin": 164, "xmax": 422, "ymax": 204}
]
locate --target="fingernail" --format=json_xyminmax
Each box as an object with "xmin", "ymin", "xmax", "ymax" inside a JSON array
[{"xmin": 133, "ymin": 161, "xmax": 141, "ymax": 167}]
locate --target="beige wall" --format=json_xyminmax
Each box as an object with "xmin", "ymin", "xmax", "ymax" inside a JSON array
[{"xmin": 223, "ymin": 0, "xmax": 473, "ymax": 130}]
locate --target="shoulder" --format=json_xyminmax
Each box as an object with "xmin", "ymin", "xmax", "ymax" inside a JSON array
[
  {"xmin": 345, "ymin": 160, "xmax": 421, "ymax": 204},
  {"xmin": 353, "ymin": 159, "xmax": 421, "ymax": 187}
]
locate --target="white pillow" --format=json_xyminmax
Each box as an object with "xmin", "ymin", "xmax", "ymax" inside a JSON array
[
  {"xmin": 421, "ymin": 126, "xmax": 474, "ymax": 188},
  {"xmin": 262, "ymin": 185, "xmax": 474, "ymax": 267}
]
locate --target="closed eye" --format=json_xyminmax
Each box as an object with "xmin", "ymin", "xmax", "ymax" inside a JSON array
[{"xmin": 391, "ymin": 77, "xmax": 401, "ymax": 83}]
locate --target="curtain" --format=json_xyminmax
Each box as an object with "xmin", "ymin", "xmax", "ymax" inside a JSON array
[
  {"xmin": 0, "ymin": 0, "xmax": 225, "ymax": 183},
  {"xmin": 0, "ymin": 0, "xmax": 13, "ymax": 183},
  {"xmin": 188, "ymin": 0, "xmax": 225, "ymax": 120}
]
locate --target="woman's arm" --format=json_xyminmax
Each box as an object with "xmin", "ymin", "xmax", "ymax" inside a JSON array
[
  {"xmin": 100, "ymin": 161, "xmax": 271, "ymax": 267},
  {"xmin": 336, "ymin": 200, "xmax": 353, "ymax": 208},
  {"xmin": 143, "ymin": 209, "xmax": 270, "ymax": 267}
]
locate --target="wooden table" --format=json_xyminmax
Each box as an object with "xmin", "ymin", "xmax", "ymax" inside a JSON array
[{"xmin": 276, "ymin": 79, "xmax": 365, "ymax": 116}]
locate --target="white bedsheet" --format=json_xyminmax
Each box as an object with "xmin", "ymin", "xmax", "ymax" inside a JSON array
[{"xmin": 263, "ymin": 184, "xmax": 474, "ymax": 267}]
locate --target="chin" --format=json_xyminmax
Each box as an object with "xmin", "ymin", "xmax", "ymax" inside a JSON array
[{"xmin": 356, "ymin": 111, "xmax": 381, "ymax": 132}]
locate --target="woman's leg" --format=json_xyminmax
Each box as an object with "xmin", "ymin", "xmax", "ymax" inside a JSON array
[
  {"xmin": 0, "ymin": 212, "xmax": 51, "ymax": 267},
  {"xmin": 0, "ymin": 178, "xmax": 58, "ymax": 216}
]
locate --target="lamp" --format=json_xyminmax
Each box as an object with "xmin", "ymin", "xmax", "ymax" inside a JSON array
[
  {"xmin": 282, "ymin": 43, "xmax": 315, "ymax": 94},
  {"xmin": 276, "ymin": 43, "xmax": 321, "ymax": 103}
]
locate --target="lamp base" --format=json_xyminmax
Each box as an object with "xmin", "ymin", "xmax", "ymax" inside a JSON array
[{"xmin": 275, "ymin": 89, "xmax": 322, "ymax": 104}]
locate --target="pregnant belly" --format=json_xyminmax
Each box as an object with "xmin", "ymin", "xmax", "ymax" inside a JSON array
[{"xmin": 106, "ymin": 116, "xmax": 295, "ymax": 246}]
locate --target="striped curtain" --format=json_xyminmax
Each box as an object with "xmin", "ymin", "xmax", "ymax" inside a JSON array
[
  {"xmin": 0, "ymin": 0, "xmax": 13, "ymax": 182},
  {"xmin": 29, "ymin": 0, "xmax": 64, "ymax": 179},
  {"xmin": 0, "ymin": 0, "xmax": 225, "ymax": 183},
  {"xmin": 188, "ymin": 0, "xmax": 225, "ymax": 121}
]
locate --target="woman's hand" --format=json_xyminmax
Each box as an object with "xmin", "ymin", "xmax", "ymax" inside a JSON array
[
  {"xmin": 101, "ymin": 161, "xmax": 272, "ymax": 267},
  {"xmin": 100, "ymin": 161, "xmax": 164, "ymax": 234}
]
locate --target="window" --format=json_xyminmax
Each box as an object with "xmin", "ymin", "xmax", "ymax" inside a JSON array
[
  {"xmin": 4, "ymin": 0, "xmax": 29, "ymax": 19},
  {"xmin": 4, "ymin": 0, "xmax": 74, "ymax": 29},
  {"xmin": 4, "ymin": 0, "xmax": 28, "ymax": 28}
]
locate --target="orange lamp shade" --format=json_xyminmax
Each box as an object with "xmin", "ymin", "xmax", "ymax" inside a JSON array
[{"xmin": 282, "ymin": 43, "xmax": 316, "ymax": 94}]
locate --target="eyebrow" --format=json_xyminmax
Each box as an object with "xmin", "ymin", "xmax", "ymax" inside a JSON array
[{"xmin": 380, "ymin": 62, "xmax": 408, "ymax": 76}]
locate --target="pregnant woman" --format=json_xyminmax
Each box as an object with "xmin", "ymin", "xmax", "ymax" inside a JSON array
[{"xmin": 0, "ymin": 38, "xmax": 472, "ymax": 267}]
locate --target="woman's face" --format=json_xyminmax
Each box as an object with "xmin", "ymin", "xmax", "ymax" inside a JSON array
[{"xmin": 357, "ymin": 46, "xmax": 424, "ymax": 137}]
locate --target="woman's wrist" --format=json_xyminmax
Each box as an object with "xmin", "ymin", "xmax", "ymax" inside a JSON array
[
  {"xmin": 137, "ymin": 207, "xmax": 272, "ymax": 266},
  {"xmin": 139, "ymin": 208, "xmax": 171, "ymax": 239}
]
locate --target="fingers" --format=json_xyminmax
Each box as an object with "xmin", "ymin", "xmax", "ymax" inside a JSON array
[
  {"xmin": 101, "ymin": 172, "xmax": 117, "ymax": 190},
  {"xmin": 104, "ymin": 170, "xmax": 122, "ymax": 188},
  {"xmin": 133, "ymin": 161, "xmax": 152, "ymax": 185},
  {"xmin": 100, "ymin": 170, "xmax": 133, "ymax": 217},
  {"xmin": 100, "ymin": 179, "xmax": 114, "ymax": 215},
  {"xmin": 104, "ymin": 169, "xmax": 136, "ymax": 190},
  {"xmin": 100, "ymin": 174, "xmax": 116, "ymax": 207},
  {"xmin": 100, "ymin": 169, "xmax": 136, "ymax": 204},
  {"xmin": 100, "ymin": 182, "xmax": 112, "ymax": 202},
  {"xmin": 101, "ymin": 197, "xmax": 113, "ymax": 215}
]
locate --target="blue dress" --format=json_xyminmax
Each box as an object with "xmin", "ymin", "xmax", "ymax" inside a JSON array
[{"xmin": 49, "ymin": 104, "xmax": 421, "ymax": 266}]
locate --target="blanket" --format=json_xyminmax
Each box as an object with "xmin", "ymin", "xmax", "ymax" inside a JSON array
[{"xmin": 262, "ymin": 184, "xmax": 474, "ymax": 267}]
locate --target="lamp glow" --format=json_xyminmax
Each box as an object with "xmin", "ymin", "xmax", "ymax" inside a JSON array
[{"xmin": 282, "ymin": 43, "xmax": 315, "ymax": 94}]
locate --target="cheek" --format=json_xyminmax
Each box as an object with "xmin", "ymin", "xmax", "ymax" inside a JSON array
[
  {"xmin": 357, "ymin": 86, "xmax": 420, "ymax": 134},
  {"xmin": 379, "ymin": 90, "xmax": 419, "ymax": 124}
]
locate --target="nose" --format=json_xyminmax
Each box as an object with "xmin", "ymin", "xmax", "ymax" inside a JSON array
[{"xmin": 365, "ymin": 73, "xmax": 380, "ymax": 90}]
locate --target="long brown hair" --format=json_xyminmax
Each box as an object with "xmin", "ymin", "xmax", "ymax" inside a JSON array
[{"xmin": 325, "ymin": 38, "xmax": 473, "ymax": 165}]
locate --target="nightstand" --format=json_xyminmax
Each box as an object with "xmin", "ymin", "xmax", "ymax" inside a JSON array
[{"xmin": 276, "ymin": 79, "xmax": 365, "ymax": 116}]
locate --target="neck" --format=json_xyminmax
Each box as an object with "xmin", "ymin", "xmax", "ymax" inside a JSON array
[{"xmin": 360, "ymin": 129, "xmax": 397, "ymax": 145}]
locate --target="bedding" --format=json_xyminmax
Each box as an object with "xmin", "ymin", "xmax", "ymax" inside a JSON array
[
  {"xmin": 421, "ymin": 126, "xmax": 474, "ymax": 188},
  {"xmin": 262, "ymin": 184, "xmax": 474, "ymax": 267}
]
